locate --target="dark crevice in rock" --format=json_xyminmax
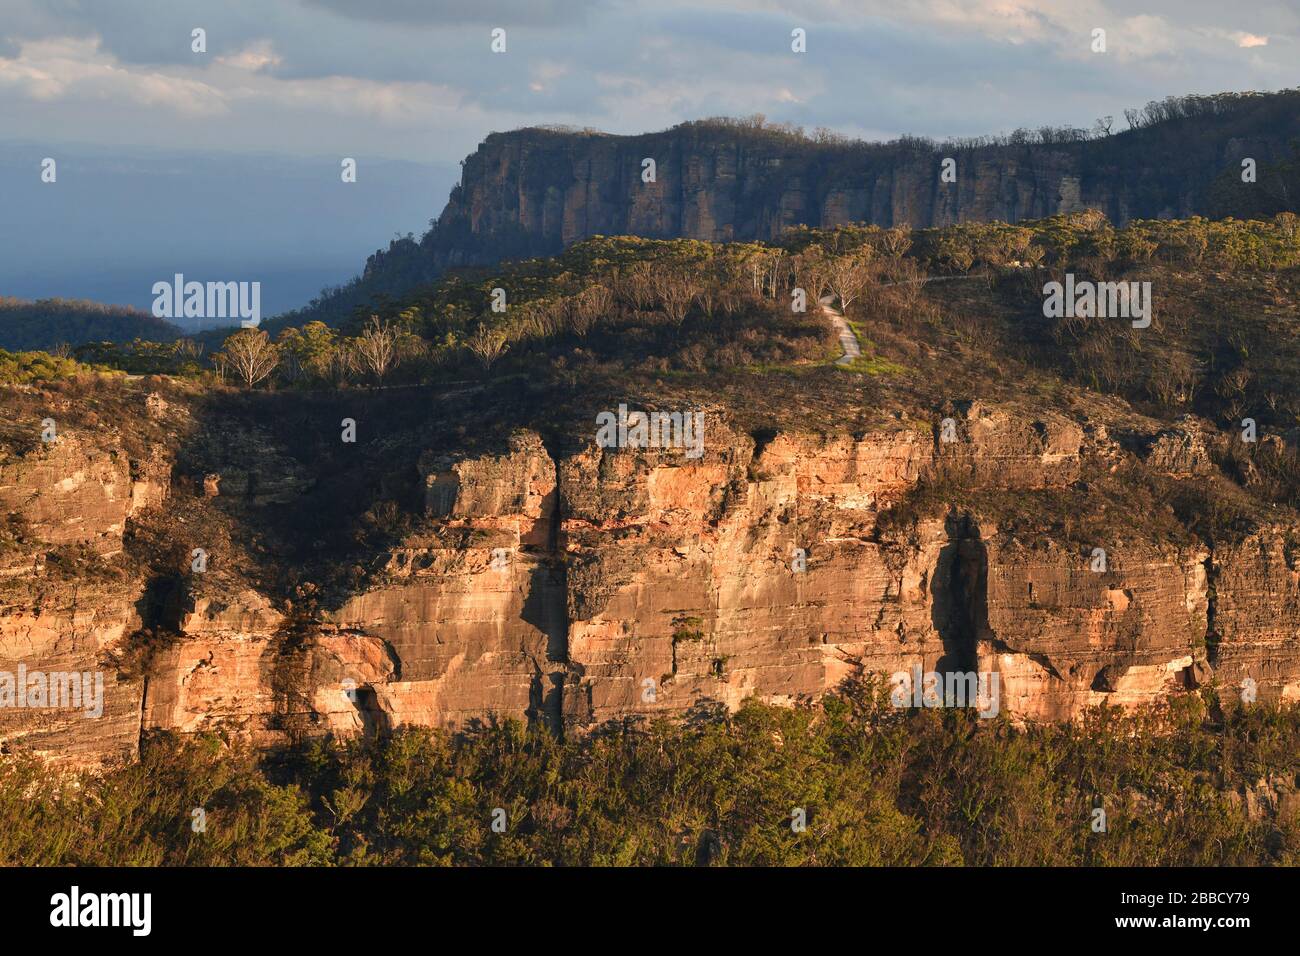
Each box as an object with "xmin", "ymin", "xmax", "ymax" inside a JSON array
[
  {"xmin": 136, "ymin": 674, "xmax": 150, "ymax": 756},
  {"xmin": 1204, "ymin": 551, "xmax": 1221, "ymax": 666},
  {"xmin": 522, "ymin": 559, "xmax": 569, "ymax": 734},
  {"xmin": 525, "ymin": 431, "xmax": 570, "ymax": 733},
  {"xmin": 352, "ymin": 685, "xmax": 390, "ymax": 738},
  {"xmin": 134, "ymin": 574, "xmax": 186, "ymax": 633},
  {"xmin": 265, "ymin": 622, "xmax": 317, "ymax": 745},
  {"xmin": 749, "ymin": 426, "xmax": 778, "ymax": 463},
  {"xmin": 932, "ymin": 512, "xmax": 988, "ymax": 677}
]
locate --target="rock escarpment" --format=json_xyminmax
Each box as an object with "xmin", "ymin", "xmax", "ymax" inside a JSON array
[
  {"xmin": 0, "ymin": 432, "xmax": 165, "ymax": 766},
  {"xmin": 352, "ymin": 92, "xmax": 1300, "ymax": 292},
  {"xmin": 4, "ymin": 391, "xmax": 1298, "ymax": 770}
]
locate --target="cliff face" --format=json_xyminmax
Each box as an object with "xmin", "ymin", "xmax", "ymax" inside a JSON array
[
  {"xmin": 431, "ymin": 131, "xmax": 1089, "ymax": 262},
  {"xmin": 0, "ymin": 432, "xmax": 165, "ymax": 767},
  {"xmin": 4, "ymin": 391, "xmax": 1298, "ymax": 770},
  {"xmin": 369, "ymin": 94, "xmax": 1300, "ymax": 284}
]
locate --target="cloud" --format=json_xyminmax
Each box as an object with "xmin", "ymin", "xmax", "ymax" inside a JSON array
[
  {"xmin": 299, "ymin": 0, "xmax": 606, "ymax": 26},
  {"xmin": 0, "ymin": 0, "xmax": 1294, "ymax": 165},
  {"xmin": 1112, "ymin": 14, "xmax": 1179, "ymax": 58},
  {"xmin": 0, "ymin": 30, "xmax": 501, "ymax": 161},
  {"xmin": 0, "ymin": 36, "xmax": 228, "ymax": 115},
  {"xmin": 1233, "ymin": 32, "xmax": 1270, "ymax": 48},
  {"xmin": 216, "ymin": 39, "xmax": 283, "ymax": 73}
]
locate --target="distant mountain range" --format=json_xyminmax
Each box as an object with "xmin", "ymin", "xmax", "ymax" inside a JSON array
[
  {"xmin": 0, "ymin": 297, "xmax": 180, "ymax": 352},
  {"xmin": 277, "ymin": 89, "xmax": 1300, "ymax": 329},
  {"xmin": 8, "ymin": 88, "xmax": 1300, "ymax": 348}
]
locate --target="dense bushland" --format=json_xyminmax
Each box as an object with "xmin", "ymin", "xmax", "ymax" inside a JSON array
[
  {"xmin": 2, "ymin": 684, "xmax": 1297, "ymax": 866},
  {"xmin": 0, "ymin": 297, "xmax": 180, "ymax": 353},
  {"xmin": 0, "ymin": 348, "xmax": 112, "ymax": 385},
  {"xmin": 22, "ymin": 212, "xmax": 1300, "ymax": 409}
]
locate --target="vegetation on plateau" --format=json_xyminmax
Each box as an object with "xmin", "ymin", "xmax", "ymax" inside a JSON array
[
  {"xmin": 8, "ymin": 208, "xmax": 1300, "ymax": 572},
  {"xmin": 1, "ymin": 682, "xmax": 1296, "ymax": 866}
]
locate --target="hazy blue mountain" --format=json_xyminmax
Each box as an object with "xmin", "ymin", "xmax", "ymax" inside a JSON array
[
  {"xmin": 0, "ymin": 296, "xmax": 181, "ymax": 352},
  {"xmin": 0, "ymin": 143, "xmax": 457, "ymax": 332}
]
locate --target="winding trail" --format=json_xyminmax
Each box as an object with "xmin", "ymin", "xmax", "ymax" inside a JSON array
[
  {"xmin": 819, "ymin": 294, "xmax": 860, "ymax": 367},
  {"xmin": 818, "ymin": 273, "xmax": 991, "ymax": 365}
]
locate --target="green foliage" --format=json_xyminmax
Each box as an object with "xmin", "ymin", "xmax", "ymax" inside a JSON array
[
  {"xmin": 900, "ymin": 211, "xmax": 1300, "ymax": 275},
  {"xmin": 671, "ymin": 615, "xmax": 706, "ymax": 643},
  {"xmin": 72, "ymin": 339, "xmax": 208, "ymax": 377},
  {"xmin": 0, "ymin": 348, "xmax": 113, "ymax": 384},
  {"xmin": 3, "ymin": 688, "xmax": 1297, "ymax": 866},
  {"xmin": 41, "ymin": 212, "xmax": 1296, "ymax": 396},
  {"xmin": 276, "ymin": 321, "xmax": 339, "ymax": 384},
  {"xmin": 0, "ymin": 734, "xmax": 331, "ymax": 866}
]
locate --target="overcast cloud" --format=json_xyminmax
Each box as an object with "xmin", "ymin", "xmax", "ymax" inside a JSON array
[
  {"xmin": 2, "ymin": 0, "xmax": 1296, "ymax": 161},
  {"xmin": 1, "ymin": 0, "xmax": 1295, "ymax": 315}
]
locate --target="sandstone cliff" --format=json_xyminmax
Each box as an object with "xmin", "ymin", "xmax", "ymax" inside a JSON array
[
  {"xmin": 4, "ymin": 385, "xmax": 1297, "ymax": 770},
  {"xmin": 329, "ymin": 91, "xmax": 1300, "ymax": 310}
]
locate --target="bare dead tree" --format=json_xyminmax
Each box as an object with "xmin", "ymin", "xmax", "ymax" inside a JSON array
[
  {"xmin": 529, "ymin": 299, "xmax": 569, "ymax": 338},
  {"xmin": 1216, "ymin": 366, "xmax": 1253, "ymax": 413},
  {"xmin": 512, "ymin": 301, "xmax": 544, "ymax": 339},
  {"xmin": 652, "ymin": 268, "xmax": 697, "ymax": 326},
  {"xmin": 893, "ymin": 259, "xmax": 929, "ymax": 309},
  {"xmin": 354, "ymin": 314, "xmax": 399, "ymax": 383},
  {"xmin": 694, "ymin": 282, "xmax": 719, "ymax": 319},
  {"xmin": 746, "ymin": 253, "xmax": 767, "ymax": 294},
  {"xmin": 570, "ymin": 284, "xmax": 613, "ymax": 336},
  {"xmin": 621, "ymin": 263, "xmax": 657, "ymax": 311},
  {"xmin": 826, "ymin": 248, "xmax": 875, "ymax": 312},
  {"xmin": 718, "ymin": 286, "xmax": 742, "ymax": 316},
  {"xmin": 880, "ymin": 226, "xmax": 912, "ymax": 260},
  {"xmin": 216, "ymin": 328, "xmax": 279, "ymax": 389},
  {"xmin": 328, "ymin": 339, "xmax": 356, "ymax": 386},
  {"xmin": 1149, "ymin": 353, "xmax": 1201, "ymax": 407},
  {"xmin": 793, "ymin": 250, "xmax": 830, "ymax": 301},
  {"xmin": 466, "ymin": 326, "xmax": 509, "ymax": 371},
  {"xmin": 762, "ymin": 251, "xmax": 789, "ymax": 299}
]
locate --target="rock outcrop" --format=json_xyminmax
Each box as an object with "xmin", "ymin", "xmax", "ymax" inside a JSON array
[
  {"xmin": 3, "ymin": 395, "xmax": 1299, "ymax": 770},
  {"xmin": 0, "ymin": 431, "xmax": 161, "ymax": 766},
  {"xmin": 348, "ymin": 92, "xmax": 1300, "ymax": 295}
]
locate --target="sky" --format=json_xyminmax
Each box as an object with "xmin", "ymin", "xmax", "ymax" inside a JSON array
[{"xmin": 1, "ymin": 0, "xmax": 1296, "ymax": 321}]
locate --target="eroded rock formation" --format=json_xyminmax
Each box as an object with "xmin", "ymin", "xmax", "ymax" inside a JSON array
[{"xmin": 2, "ymin": 391, "xmax": 1298, "ymax": 770}]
